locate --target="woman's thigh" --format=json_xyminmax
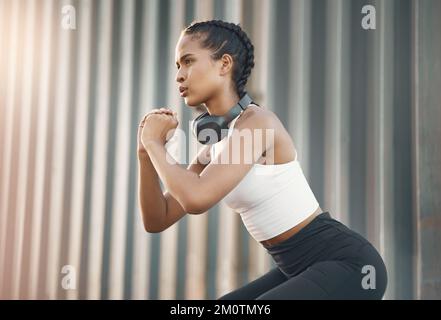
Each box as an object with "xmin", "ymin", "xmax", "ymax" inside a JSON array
[
  {"xmin": 256, "ymin": 255, "xmax": 387, "ymax": 300},
  {"xmin": 218, "ymin": 267, "xmax": 287, "ymax": 300}
]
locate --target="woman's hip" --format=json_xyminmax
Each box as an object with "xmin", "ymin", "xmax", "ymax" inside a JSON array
[{"xmin": 264, "ymin": 212, "xmax": 387, "ymax": 279}]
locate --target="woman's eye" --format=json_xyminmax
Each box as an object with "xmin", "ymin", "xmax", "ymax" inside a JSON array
[{"xmin": 176, "ymin": 59, "xmax": 192, "ymax": 69}]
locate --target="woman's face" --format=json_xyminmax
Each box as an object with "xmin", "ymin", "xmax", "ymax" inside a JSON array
[{"xmin": 175, "ymin": 34, "xmax": 226, "ymax": 107}]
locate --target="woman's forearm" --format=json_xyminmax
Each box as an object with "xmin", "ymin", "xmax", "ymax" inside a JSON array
[
  {"xmin": 143, "ymin": 140, "xmax": 199, "ymax": 212},
  {"xmin": 137, "ymin": 151, "xmax": 167, "ymax": 232}
]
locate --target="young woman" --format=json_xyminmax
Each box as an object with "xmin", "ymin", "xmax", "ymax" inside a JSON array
[{"xmin": 137, "ymin": 20, "xmax": 387, "ymax": 300}]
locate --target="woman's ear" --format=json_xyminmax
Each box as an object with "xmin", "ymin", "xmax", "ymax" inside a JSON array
[{"xmin": 219, "ymin": 53, "xmax": 233, "ymax": 75}]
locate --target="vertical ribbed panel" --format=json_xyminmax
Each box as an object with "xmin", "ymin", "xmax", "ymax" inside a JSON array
[
  {"xmin": 0, "ymin": 0, "xmax": 20, "ymax": 298},
  {"xmin": 131, "ymin": 0, "xmax": 158, "ymax": 301},
  {"xmin": 46, "ymin": 0, "xmax": 75, "ymax": 299},
  {"xmin": 0, "ymin": 0, "xmax": 439, "ymax": 300},
  {"xmin": 365, "ymin": 0, "xmax": 395, "ymax": 299},
  {"xmin": 29, "ymin": 0, "xmax": 55, "ymax": 300},
  {"xmin": 323, "ymin": 0, "xmax": 350, "ymax": 224},
  {"xmin": 65, "ymin": 0, "xmax": 92, "ymax": 300},
  {"xmin": 107, "ymin": 0, "xmax": 135, "ymax": 300},
  {"xmin": 87, "ymin": 0, "xmax": 113, "ymax": 300},
  {"xmin": 412, "ymin": 0, "xmax": 441, "ymax": 299},
  {"xmin": 289, "ymin": 0, "xmax": 312, "ymax": 174},
  {"xmin": 11, "ymin": 0, "xmax": 36, "ymax": 300}
]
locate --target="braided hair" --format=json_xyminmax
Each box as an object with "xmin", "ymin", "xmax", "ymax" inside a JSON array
[{"xmin": 182, "ymin": 20, "xmax": 255, "ymax": 100}]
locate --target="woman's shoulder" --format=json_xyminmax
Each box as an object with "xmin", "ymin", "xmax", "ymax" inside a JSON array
[
  {"xmin": 235, "ymin": 104, "xmax": 278, "ymax": 130},
  {"xmin": 234, "ymin": 104, "xmax": 297, "ymax": 164}
]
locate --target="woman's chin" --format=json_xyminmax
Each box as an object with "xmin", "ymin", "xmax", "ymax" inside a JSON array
[{"xmin": 184, "ymin": 96, "xmax": 200, "ymax": 107}]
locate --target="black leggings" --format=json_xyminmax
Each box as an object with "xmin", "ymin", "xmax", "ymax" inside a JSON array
[{"xmin": 218, "ymin": 212, "xmax": 388, "ymax": 300}]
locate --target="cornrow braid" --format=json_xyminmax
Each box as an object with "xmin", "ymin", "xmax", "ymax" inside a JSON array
[{"xmin": 183, "ymin": 20, "xmax": 255, "ymax": 100}]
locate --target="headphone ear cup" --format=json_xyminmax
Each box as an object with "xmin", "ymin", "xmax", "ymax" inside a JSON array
[
  {"xmin": 191, "ymin": 93, "xmax": 255, "ymax": 144},
  {"xmin": 192, "ymin": 112, "xmax": 207, "ymax": 139},
  {"xmin": 194, "ymin": 116, "xmax": 224, "ymax": 145}
]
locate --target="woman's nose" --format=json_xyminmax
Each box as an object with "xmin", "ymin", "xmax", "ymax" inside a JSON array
[{"xmin": 175, "ymin": 70, "xmax": 185, "ymax": 83}]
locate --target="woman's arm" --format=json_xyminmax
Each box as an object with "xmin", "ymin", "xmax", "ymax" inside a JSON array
[
  {"xmin": 138, "ymin": 144, "xmax": 211, "ymax": 232},
  {"xmin": 137, "ymin": 151, "xmax": 167, "ymax": 232},
  {"xmin": 143, "ymin": 141, "xmax": 200, "ymax": 214},
  {"xmin": 144, "ymin": 111, "xmax": 275, "ymax": 214}
]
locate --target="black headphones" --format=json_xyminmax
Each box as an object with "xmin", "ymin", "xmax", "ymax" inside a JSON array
[{"xmin": 191, "ymin": 93, "xmax": 258, "ymax": 145}]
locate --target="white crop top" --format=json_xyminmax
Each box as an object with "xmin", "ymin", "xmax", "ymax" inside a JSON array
[{"xmin": 210, "ymin": 107, "xmax": 320, "ymax": 242}]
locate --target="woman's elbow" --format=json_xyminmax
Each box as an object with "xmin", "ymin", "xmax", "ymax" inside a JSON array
[
  {"xmin": 141, "ymin": 215, "xmax": 165, "ymax": 233},
  {"xmin": 176, "ymin": 180, "xmax": 211, "ymax": 214},
  {"xmin": 183, "ymin": 202, "xmax": 204, "ymax": 215},
  {"xmin": 182, "ymin": 195, "xmax": 208, "ymax": 215},
  {"xmin": 143, "ymin": 223, "xmax": 164, "ymax": 233}
]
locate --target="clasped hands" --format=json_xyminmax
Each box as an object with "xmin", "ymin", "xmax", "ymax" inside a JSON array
[{"xmin": 137, "ymin": 107, "xmax": 179, "ymax": 154}]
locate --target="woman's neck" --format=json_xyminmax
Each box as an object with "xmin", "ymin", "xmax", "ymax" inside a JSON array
[{"xmin": 203, "ymin": 91, "xmax": 240, "ymax": 116}]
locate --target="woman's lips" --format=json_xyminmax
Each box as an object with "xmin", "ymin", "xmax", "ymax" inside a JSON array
[{"xmin": 180, "ymin": 89, "xmax": 188, "ymax": 97}]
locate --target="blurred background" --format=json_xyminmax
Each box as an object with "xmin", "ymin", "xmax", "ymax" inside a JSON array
[{"xmin": 0, "ymin": 0, "xmax": 440, "ymax": 300}]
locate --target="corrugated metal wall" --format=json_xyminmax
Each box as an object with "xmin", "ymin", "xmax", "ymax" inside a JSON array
[{"xmin": 1, "ymin": 0, "xmax": 440, "ymax": 300}]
